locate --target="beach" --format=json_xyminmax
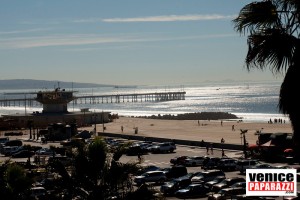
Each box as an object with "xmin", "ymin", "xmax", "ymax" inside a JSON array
[{"xmin": 80, "ymin": 117, "xmax": 293, "ymax": 146}]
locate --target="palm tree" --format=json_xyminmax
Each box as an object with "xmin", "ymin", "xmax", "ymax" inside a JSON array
[{"xmin": 233, "ymin": 0, "xmax": 300, "ymax": 157}]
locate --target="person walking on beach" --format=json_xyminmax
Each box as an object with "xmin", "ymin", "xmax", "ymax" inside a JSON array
[
  {"xmin": 121, "ymin": 125, "xmax": 124, "ymax": 133},
  {"xmin": 221, "ymin": 138, "xmax": 225, "ymax": 144},
  {"xmin": 206, "ymin": 144, "xmax": 209, "ymax": 155},
  {"xmin": 232, "ymin": 125, "xmax": 235, "ymax": 131},
  {"xmin": 221, "ymin": 120, "xmax": 223, "ymax": 126},
  {"xmin": 210, "ymin": 143, "xmax": 213, "ymax": 155},
  {"xmin": 137, "ymin": 152, "xmax": 142, "ymax": 163}
]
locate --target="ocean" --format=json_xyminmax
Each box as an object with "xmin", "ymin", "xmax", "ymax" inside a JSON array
[{"xmin": 0, "ymin": 81, "xmax": 290, "ymax": 123}]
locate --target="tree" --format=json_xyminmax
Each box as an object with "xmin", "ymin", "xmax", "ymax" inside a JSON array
[
  {"xmin": 233, "ymin": 0, "xmax": 300, "ymax": 157},
  {"xmin": 4, "ymin": 163, "xmax": 33, "ymax": 200}
]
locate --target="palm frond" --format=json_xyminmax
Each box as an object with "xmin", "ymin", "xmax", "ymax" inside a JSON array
[
  {"xmin": 245, "ymin": 28, "xmax": 296, "ymax": 73},
  {"xmin": 233, "ymin": 1, "xmax": 280, "ymax": 34}
]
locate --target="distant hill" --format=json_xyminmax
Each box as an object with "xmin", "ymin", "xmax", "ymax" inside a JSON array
[{"xmin": 0, "ymin": 79, "xmax": 116, "ymax": 90}]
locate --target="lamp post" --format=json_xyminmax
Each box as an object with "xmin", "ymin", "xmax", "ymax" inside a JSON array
[
  {"xmin": 240, "ymin": 129, "xmax": 248, "ymax": 158},
  {"xmin": 93, "ymin": 111, "xmax": 97, "ymax": 135},
  {"xmin": 102, "ymin": 110, "xmax": 105, "ymax": 132}
]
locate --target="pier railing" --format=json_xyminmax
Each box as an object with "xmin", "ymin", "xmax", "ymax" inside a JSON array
[{"xmin": 0, "ymin": 91, "xmax": 186, "ymax": 107}]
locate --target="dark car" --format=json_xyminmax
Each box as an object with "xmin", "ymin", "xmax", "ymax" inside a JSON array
[
  {"xmin": 11, "ymin": 150, "xmax": 35, "ymax": 158},
  {"xmin": 202, "ymin": 157, "xmax": 221, "ymax": 170},
  {"xmin": 204, "ymin": 176, "xmax": 227, "ymax": 190},
  {"xmin": 208, "ymin": 187, "xmax": 246, "ymax": 200},
  {"xmin": 191, "ymin": 169, "xmax": 225, "ymax": 183},
  {"xmin": 217, "ymin": 158, "xmax": 237, "ymax": 171},
  {"xmin": 160, "ymin": 174, "xmax": 192, "ymax": 196},
  {"xmin": 4, "ymin": 139, "xmax": 23, "ymax": 147},
  {"xmin": 211, "ymin": 177, "xmax": 246, "ymax": 193},
  {"xmin": 163, "ymin": 165, "xmax": 187, "ymax": 179},
  {"xmin": 230, "ymin": 181, "xmax": 246, "ymax": 189},
  {"xmin": 126, "ymin": 144, "xmax": 148, "ymax": 156},
  {"xmin": 175, "ymin": 183, "xmax": 210, "ymax": 198},
  {"xmin": 137, "ymin": 165, "xmax": 161, "ymax": 175},
  {"xmin": 170, "ymin": 156, "xmax": 189, "ymax": 165}
]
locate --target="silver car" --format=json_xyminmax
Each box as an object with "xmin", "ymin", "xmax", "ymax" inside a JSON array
[{"xmin": 134, "ymin": 171, "xmax": 167, "ymax": 185}]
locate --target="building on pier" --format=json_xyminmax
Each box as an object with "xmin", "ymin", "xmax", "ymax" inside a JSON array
[{"xmin": 0, "ymin": 88, "xmax": 110, "ymax": 130}]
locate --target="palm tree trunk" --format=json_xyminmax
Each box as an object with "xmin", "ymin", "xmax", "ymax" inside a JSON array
[{"xmin": 279, "ymin": 61, "xmax": 300, "ymax": 161}]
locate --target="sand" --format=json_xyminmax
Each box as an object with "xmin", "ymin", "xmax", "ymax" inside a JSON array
[{"xmin": 80, "ymin": 117, "xmax": 293, "ymax": 146}]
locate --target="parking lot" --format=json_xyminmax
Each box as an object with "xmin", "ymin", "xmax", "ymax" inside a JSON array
[
  {"xmin": 118, "ymin": 141, "xmax": 300, "ymax": 200},
  {"xmin": 1, "ymin": 136, "xmax": 299, "ymax": 199}
]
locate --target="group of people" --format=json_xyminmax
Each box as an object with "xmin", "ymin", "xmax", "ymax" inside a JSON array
[{"xmin": 205, "ymin": 137, "xmax": 226, "ymax": 157}]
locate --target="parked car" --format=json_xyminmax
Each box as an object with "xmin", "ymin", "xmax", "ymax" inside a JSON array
[
  {"xmin": 163, "ymin": 165, "xmax": 187, "ymax": 179},
  {"xmin": 0, "ymin": 137, "xmax": 9, "ymax": 144},
  {"xmin": 208, "ymin": 187, "xmax": 246, "ymax": 200},
  {"xmin": 160, "ymin": 174, "xmax": 192, "ymax": 196},
  {"xmin": 184, "ymin": 156, "xmax": 206, "ymax": 166},
  {"xmin": 36, "ymin": 148, "xmax": 55, "ymax": 156},
  {"xmin": 230, "ymin": 181, "xmax": 246, "ymax": 189},
  {"xmin": 30, "ymin": 186, "xmax": 47, "ymax": 198},
  {"xmin": 170, "ymin": 155, "xmax": 189, "ymax": 165},
  {"xmin": 60, "ymin": 138, "xmax": 85, "ymax": 146},
  {"xmin": 202, "ymin": 157, "xmax": 221, "ymax": 170},
  {"xmin": 4, "ymin": 139, "xmax": 23, "ymax": 147},
  {"xmin": 137, "ymin": 165, "xmax": 161, "ymax": 175},
  {"xmin": 175, "ymin": 183, "xmax": 210, "ymax": 198},
  {"xmin": 217, "ymin": 158, "xmax": 237, "ymax": 171},
  {"xmin": 126, "ymin": 144, "xmax": 148, "ymax": 156},
  {"xmin": 191, "ymin": 169, "xmax": 225, "ymax": 184},
  {"xmin": 204, "ymin": 176, "xmax": 227, "ymax": 190},
  {"xmin": 247, "ymin": 163, "xmax": 273, "ymax": 169},
  {"xmin": 235, "ymin": 159, "xmax": 260, "ymax": 173},
  {"xmin": 151, "ymin": 142, "xmax": 176, "ymax": 153},
  {"xmin": 11, "ymin": 150, "xmax": 35, "ymax": 158},
  {"xmin": 47, "ymin": 155, "xmax": 72, "ymax": 166},
  {"xmin": 134, "ymin": 171, "xmax": 167, "ymax": 185},
  {"xmin": 2, "ymin": 146, "xmax": 23, "ymax": 156},
  {"xmin": 211, "ymin": 177, "xmax": 246, "ymax": 193}
]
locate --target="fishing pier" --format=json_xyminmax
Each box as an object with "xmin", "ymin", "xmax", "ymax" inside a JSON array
[{"xmin": 0, "ymin": 91, "xmax": 186, "ymax": 107}]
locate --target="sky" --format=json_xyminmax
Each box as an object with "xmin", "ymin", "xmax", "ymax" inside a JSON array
[{"xmin": 0, "ymin": 0, "xmax": 285, "ymax": 86}]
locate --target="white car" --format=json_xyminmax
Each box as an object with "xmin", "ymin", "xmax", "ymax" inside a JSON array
[
  {"xmin": 151, "ymin": 142, "xmax": 176, "ymax": 153},
  {"xmin": 134, "ymin": 171, "xmax": 167, "ymax": 185},
  {"xmin": 30, "ymin": 186, "xmax": 47, "ymax": 198},
  {"xmin": 36, "ymin": 148, "xmax": 55, "ymax": 156},
  {"xmin": 184, "ymin": 156, "xmax": 205, "ymax": 166}
]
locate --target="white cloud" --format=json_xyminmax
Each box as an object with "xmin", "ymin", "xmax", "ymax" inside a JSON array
[
  {"xmin": 71, "ymin": 14, "xmax": 236, "ymax": 23},
  {"xmin": 102, "ymin": 14, "xmax": 236, "ymax": 22},
  {"xmin": 0, "ymin": 34, "xmax": 149, "ymax": 49},
  {"xmin": 0, "ymin": 28, "xmax": 52, "ymax": 35},
  {"xmin": 0, "ymin": 33, "xmax": 237, "ymax": 50}
]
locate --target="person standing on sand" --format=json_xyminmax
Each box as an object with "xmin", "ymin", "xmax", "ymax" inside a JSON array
[
  {"xmin": 206, "ymin": 144, "xmax": 209, "ymax": 155},
  {"xmin": 221, "ymin": 138, "xmax": 225, "ymax": 143},
  {"xmin": 121, "ymin": 126, "xmax": 124, "ymax": 133},
  {"xmin": 232, "ymin": 125, "xmax": 235, "ymax": 131},
  {"xmin": 210, "ymin": 143, "xmax": 213, "ymax": 155}
]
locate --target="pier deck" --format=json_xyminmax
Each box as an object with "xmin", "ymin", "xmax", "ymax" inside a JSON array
[{"xmin": 0, "ymin": 91, "xmax": 186, "ymax": 107}]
